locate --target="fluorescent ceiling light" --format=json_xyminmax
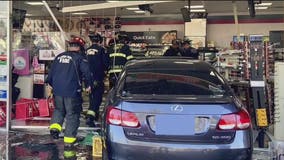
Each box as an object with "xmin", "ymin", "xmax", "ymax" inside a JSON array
[
  {"xmin": 62, "ymin": 1, "xmax": 170, "ymax": 13},
  {"xmin": 255, "ymin": 3, "xmax": 272, "ymax": 6},
  {"xmin": 25, "ymin": 13, "xmax": 33, "ymax": 16},
  {"xmin": 134, "ymin": 10, "xmax": 146, "ymax": 13},
  {"xmin": 25, "ymin": 2, "xmax": 44, "ymax": 5},
  {"xmin": 126, "ymin": 7, "xmax": 140, "ymax": 10},
  {"xmin": 108, "ymin": 1, "xmax": 119, "ymax": 2},
  {"xmin": 71, "ymin": 12, "xmax": 88, "ymax": 15},
  {"xmin": 255, "ymin": 6, "xmax": 268, "ymax": 10},
  {"xmin": 191, "ymin": 9, "xmax": 206, "ymax": 12},
  {"xmin": 184, "ymin": 5, "xmax": 204, "ymax": 9}
]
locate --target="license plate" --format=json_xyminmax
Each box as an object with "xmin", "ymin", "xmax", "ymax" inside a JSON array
[{"xmin": 155, "ymin": 115, "xmax": 195, "ymax": 135}]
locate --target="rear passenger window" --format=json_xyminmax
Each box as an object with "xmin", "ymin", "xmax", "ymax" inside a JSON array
[{"xmin": 122, "ymin": 70, "xmax": 227, "ymax": 96}]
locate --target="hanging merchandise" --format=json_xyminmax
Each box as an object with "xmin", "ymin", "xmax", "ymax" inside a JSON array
[
  {"xmin": 15, "ymin": 98, "xmax": 39, "ymax": 120},
  {"xmin": 89, "ymin": 18, "xmax": 96, "ymax": 33},
  {"xmin": 104, "ymin": 24, "xmax": 112, "ymax": 30},
  {"xmin": 23, "ymin": 18, "xmax": 32, "ymax": 32},
  {"xmin": 33, "ymin": 64, "xmax": 45, "ymax": 74},
  {"xmin": 37, "ymin": 98, "xmax": 54, "ymax": 117},
  {"xmin": 64, "ymin": 19, "xmax": 74, "ymax": 32},
  {"xmin": 0, "ymin": 104, "xmax": 6, "ymax": 126},
  {"xmin": 39, "ymin": 50, "xmax": 60, "ymax": 61},
  {"xmin": 12, "ymin": 49, "xmax": 30, "ymax": 76},
  {"xmin": 33, "ymin": 74, "xmax": 45, "ymax": 85},
  {"xmin": 76, "ymin": 20, "xmax": 87, "ymax": 33},
  {"xmin": 32, "ymin": 55, "xmax": 39, "ymax": 69},
  {"xmin": 0, "ymin": 61, "xmax": 8, "ymax": 101},
  {"xmin": 114, "ymin": 16, "xmax": 121, "ymax": 29}
]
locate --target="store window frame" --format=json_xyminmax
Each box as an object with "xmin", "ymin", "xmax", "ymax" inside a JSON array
[{"xmin": 0, "ymin": 1, "xmax": 12, "ymax": 132}]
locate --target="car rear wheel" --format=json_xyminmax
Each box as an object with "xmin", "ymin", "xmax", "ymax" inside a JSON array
[{"xmin": 102, "ymin": 149, "xmax": 109, "ymax": 160}]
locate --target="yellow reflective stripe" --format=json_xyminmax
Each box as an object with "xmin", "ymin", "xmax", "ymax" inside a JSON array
[
  {"xmin": 64, "ymin": 137, "xmax": 77, "ymax": 144},
  {"xmin": 64, "ymin": 151, "xmax": 76, "ymax": 158},
  {"xmin": 127, "ymin": 55, "xmax": 134, "ymax": 60},
  {"xmin": 110, "ymin": 53, "xmax": 126, "ymax": 58},
  {"xmin": 87, "ymin": 110, "xmax": 96, "ymax": 116},
  {"xmin": 109, "ymin": 69, "xmax": 122, "ymax": 74},
  {"xmin": 50, "ymin": 123, "xmax": 62, "ymax": 132}
]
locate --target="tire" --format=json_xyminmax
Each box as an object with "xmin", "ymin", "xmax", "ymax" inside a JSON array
[{"xmin": 102, "ymin": 149, "xmax": 109, "ymax": 160}]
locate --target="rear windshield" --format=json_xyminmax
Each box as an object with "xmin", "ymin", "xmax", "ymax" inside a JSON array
[{"xmin": 120, "ymin": 69, "xmax": 229, "ymax": 96}]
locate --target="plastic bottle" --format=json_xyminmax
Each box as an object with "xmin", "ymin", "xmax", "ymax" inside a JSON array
[{"xmin": 93, "ymin": 132, "xmax": 102, "ymax": 158}]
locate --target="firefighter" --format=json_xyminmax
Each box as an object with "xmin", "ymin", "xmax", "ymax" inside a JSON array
[
  {"xmin": 85, "ymin": 33, "xmax": 110, "ymax": 127},
  {"xmin": 46, "ymin": 37, "xmax": 92, "ymax": 155},
  {"xmin": 181, "ymin": 39, "xmax": 199, "ymax": 59},
  {"xmin": 108, "ymin": 34, "xmax": 134, "ymax": 88},
  {"xmin": 163, "ymin": 39, "xmax": 183, "ymax": 56}
]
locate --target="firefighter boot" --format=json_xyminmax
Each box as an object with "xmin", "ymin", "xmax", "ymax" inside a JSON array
[
  {"xmin": 86, "ymin": 115, "xmax": 96, "ymax": 127},
  {"xmin": 50, "ymin": 129, "xmax": 60, "ymax": 139},
  {"xmin": 64, "ymin": 143, "xmax": 76, "ymax": 160}
]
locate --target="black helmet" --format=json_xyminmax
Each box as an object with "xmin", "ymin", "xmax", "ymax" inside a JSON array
[
  {"xmin": 172, "ymin": 39, "xmax": 182, "ymax": 46},
  {"xmin": 118, "ymin": 34, "xmax": 130, "ymax": 44},
  {"xmin": 89, "ymin": 33, "xmax": 103, "ymax": 43},
  {"xmin": 182, "ymin": 39, "xmax": 192, "ymax": 45}
]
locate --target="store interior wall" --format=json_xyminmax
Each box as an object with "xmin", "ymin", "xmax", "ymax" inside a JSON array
[
  {"xmin": 208, "ymin": 22, "xmax": 284, "ymax": 48},
  {"xmin": 122, "ymin": 21, "xmax": 284, "ymax": 48}
]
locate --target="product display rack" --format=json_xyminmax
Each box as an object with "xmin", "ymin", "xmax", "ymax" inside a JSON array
[
  {"xmin": 274, "ymin": 62, "xmax": 284, "ymax": 141},
  {"xmin": 216, "ymin": 49, "xmax": 244, "ymax": 81},
  {"xmin": 264, "ymin": 41, "xmax": 275, "ymax": 124},
  {"xmin": 215, "ymin": 48, "xmax": 251, "ymax": 107},
  {"xmin": 145, "ymin": 44, "xmax": 170, "ymax": 57},
  {"xmin": 215, "ymin": 39, "xmax": 278, "ymax": 131}
]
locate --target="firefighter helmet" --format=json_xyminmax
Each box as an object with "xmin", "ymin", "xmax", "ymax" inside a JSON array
[
  {"xmin": 182, "ymin": 39, "xmax": 192, "ymax": 45},
  {"xmin": 69, "ymin": 37, "xmax": 86, "ymax": 47},
  {"xmin": 118, "ymin": 34, "xmax": 130, "ymax": 44},
  {"xmin": 89, "ymin": 33, "xmax": 103, "ymax": 43},
  {"xmin": 172, "ymin": 39, "xmax": 182, "ymax": 46}
]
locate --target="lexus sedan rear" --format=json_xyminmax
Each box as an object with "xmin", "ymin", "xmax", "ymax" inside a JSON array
[{"xmin": 101, "ymin": 58, "xmax": 253, "ymax": 160}]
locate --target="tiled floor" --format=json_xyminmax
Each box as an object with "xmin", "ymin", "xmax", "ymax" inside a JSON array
[{"xmin": 0, "ymin": 131, "xmax": 96, "ymax": 160}]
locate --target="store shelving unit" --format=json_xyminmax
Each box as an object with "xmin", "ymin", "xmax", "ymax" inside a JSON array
[
  {"xmin": 274, "ymin": 62, "xmax": 284, "ymax": 141},
  {"xmin": 145, "ymin": 44, "xmax": 170, "ymax": 57},
  {"xmin": 264, "ymin": 42, "xmax": 275, "ymax": 124}
]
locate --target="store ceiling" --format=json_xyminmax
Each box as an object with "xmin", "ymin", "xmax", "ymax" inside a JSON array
[{"xmin": 13, "ymin": 1, "xmax": 284, "ymax": 18}]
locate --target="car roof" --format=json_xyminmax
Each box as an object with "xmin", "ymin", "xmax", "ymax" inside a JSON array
[{"xmin": 125, "ymin": 57, "xmax": 213, "ymax": 72}]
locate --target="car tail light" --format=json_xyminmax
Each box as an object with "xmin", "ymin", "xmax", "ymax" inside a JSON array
[
  {"xmin": 106, "ymin": 107, "xmax": 140, "ymax": 128},
  {"xmin": 217, "ymin": 108, "xmax": 251, "ymax": 130}
]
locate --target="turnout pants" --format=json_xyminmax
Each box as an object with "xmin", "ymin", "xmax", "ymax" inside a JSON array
[
  {"xmin": 87, "ymin": 81, "xmax": 104, "ymax": 119},
  {"xmin": 109, "ymin": 73, "xmax": 120, "ymax": 89},
  {"xmin": 50, "ymin": 96, "xmax": 82, "ymax": 144}
]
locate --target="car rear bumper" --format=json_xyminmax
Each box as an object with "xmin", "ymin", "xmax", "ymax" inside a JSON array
[{"xmin": 103, "ymin": 126, "xmax": 253, "ymax": 160}]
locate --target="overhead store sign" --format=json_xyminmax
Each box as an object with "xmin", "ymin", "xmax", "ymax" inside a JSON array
[{"xmin": 122, "ymin": 30, "xmax": 177, "ymax": 44}]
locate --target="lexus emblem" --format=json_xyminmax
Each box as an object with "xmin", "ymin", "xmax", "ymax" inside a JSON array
[{"xmin": 171, "ymin": 105, "xmax": 183, "ymax": 112}]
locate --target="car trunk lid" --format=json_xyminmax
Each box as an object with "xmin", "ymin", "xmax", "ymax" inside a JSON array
[{"xmin": 120, "ymin": 96, "xmax": 237, "ymax": 143}]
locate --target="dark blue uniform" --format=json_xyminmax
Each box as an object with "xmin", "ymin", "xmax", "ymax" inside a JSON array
[
  {"xmin": 47, "ymin": 51, "xmax": 92, "ymax": 144},
  {"xmin": 163, "ymin": 47, "xmax": 182, "ymax": 56},
  {"xmin": 86, "ymin": 44, "xmax": 110, "ymax": 120},
  {"xmin": 181, "ymin": 47, "xmax": 199, "ymax": 59},
  {"xmin": 46, "ymin": 51, "xmax": 92, "ymax": 97}
]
